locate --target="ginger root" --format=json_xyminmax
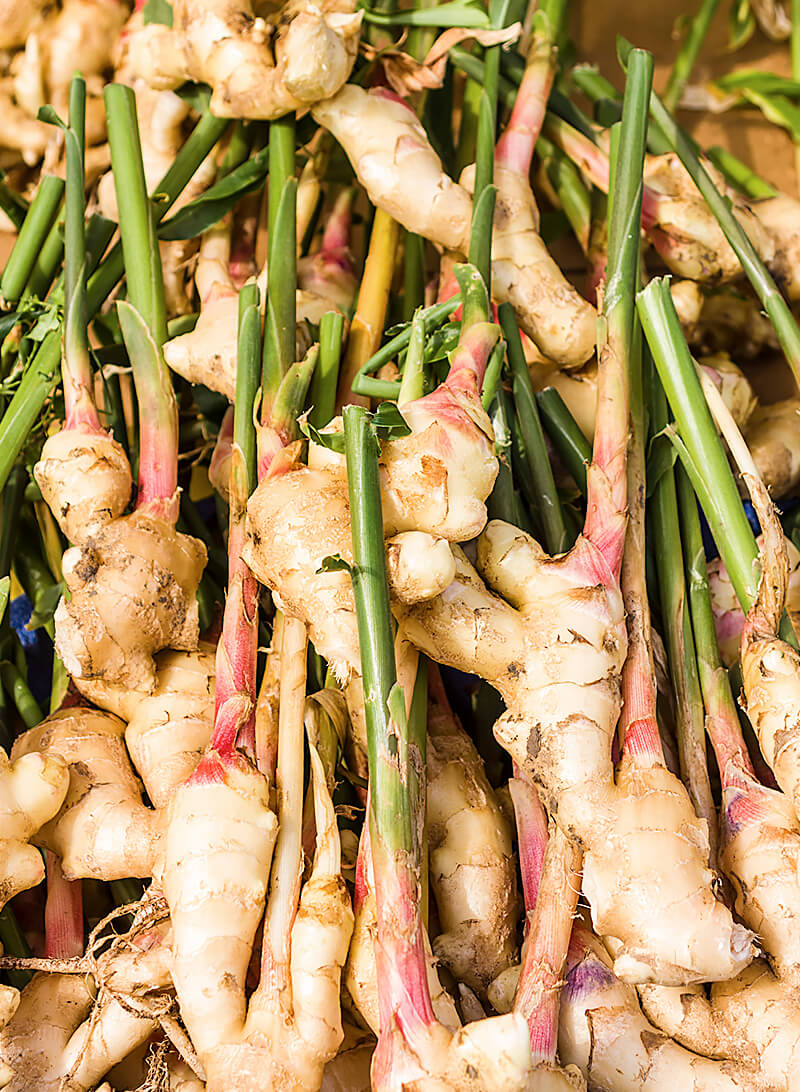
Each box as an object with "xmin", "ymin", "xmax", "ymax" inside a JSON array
[
  {"xmin": 0, "ymin": 748, "xmax": 68, "ymax": 912},
  {"xmin": 13, "ymin": 708, "xmax": 161, "ymax": 881},
  {"xmin": 54, "ymin": 501, "xmax": 207, "ymax": 692},
  {"xmin": 126, "ymin": 0, "xmax": 362, "ymax": 120}
]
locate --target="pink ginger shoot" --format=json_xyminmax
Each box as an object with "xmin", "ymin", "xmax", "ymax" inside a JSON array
[
  {"xmin": 44, "ymin": 851, "xmax": 84, "ymax": 960},
  {"xmin": 495, "ymin": 12, "xmax": 558, "ymax": 179},
  {"xmin": 509, "ymin": 782, "xmax": 582, "ymax": 1064},
  {"xmin": 117, "ymin": 301, "xmax": 180, "ymax": 520}
]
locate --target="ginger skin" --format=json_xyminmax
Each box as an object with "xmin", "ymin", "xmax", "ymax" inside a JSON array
[
  {"xmin": 54, "ymin": 500, "xmax": 207, "ymax": 692},
  {"xmin": 127, "ymin": 0, "xmax": 362, "ymax": 120},
  {"xmin": 12, "ymin": 707, "xmax": 161, "ymax": 881}
]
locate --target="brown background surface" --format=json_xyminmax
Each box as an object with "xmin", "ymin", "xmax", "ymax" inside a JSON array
[
  {"xmin": 572, "ymin": 0, "xmax": 797, "ymax": 195},
  {"xmin": 570, "ymin": 0, "xmax": 797, "ymax": 401}
]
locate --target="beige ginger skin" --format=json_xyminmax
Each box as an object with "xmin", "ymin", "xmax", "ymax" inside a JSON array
[
  {"xmin": 34, "ymin": 427, "xmax": 132, "ymax": 546},
  {"xmin": 558, "ymin": 924, "xmax": 759, "ymax": 1091},
  {"xmin": 12, "ymin": 707, "xmax": 161, "ymax": 881},
  {"xmin": 396, "ymin": 522, "xmax": 751, "ymax": 986},
  {"xmin": 426, "ymin": 678, "xmax": 521, "ymax": 997},
  {"xmin": 740, "ymin": 490, "xmax": 800, "ymax": 830},
  {"xmin": 126, "ymin": 0, "xmax": 362, "ymax": 119},
  {"xmin": 638, "ymin": 964, "xmax": 800, "ymax": 1091},
  {"xmin": 311, "ymin": 85, "xmax": 596, "ymax": 368},
  {"xmin": 744, "ymin": 399, "xmax": 800, "ymax": 499},
  {"xmin": 75, "ymin": 643, "xmax": 216, "ymax": 808},
  {"xmin": 54, "ymin": 501, "xmax": 207, "ymax": 692},
  {"xmin": 0, "ymin": 932, "xmax": 172, "ymax": 1092}
]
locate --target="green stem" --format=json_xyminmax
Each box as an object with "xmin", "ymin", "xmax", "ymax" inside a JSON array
[
  {"xmin": 0, "ymin": 466, "xmax": 25, "ymax": 582},
  {"xmin": 344, "ymin": 404, "xmax": 411, "ymax": 852},
  {"xmin": 0, "ymin": 662, "xmax": 42, "ymax": 729},
  {"xmin": 676, "ymin": 461, "xmax": 750, "ymax": 770},
  {"xmin": 19, "ymin": 214, "xmax": 63, "ymax": 304},
  {"xmin": 0, "ymin": 112, "xmax": 228, "ymax": 494},
  {"xmin": 457, "ymin": 66, "xmax": 484, "ymax": 175},
  {"xmin": 534, "ymin": 387, "xmax": 590, "ymax": 496},
  {"xmin": 648, "ymin": 367, "xmax": 716, "ymax": 848},
  {"xmin": 637, "ymin": 277, "xmax": 760, "ymax": 612},
  {"xmin": 0, "ymin": 178, "xmax": 28, "ymax": 233},
  {"xmin": 63, "ymin": 77, "xmax": 96, "ymax": 430},
  {"xmin": 398, "ymin": 309, "xmax": 427, "ymax": 405},
  {"xmin": 235, "ymin": 282, "xmax": 261, "ymax": 498},
  {"xmin": 589, "ymin": 51, "xmax": 652, "ymax": 569},
  {"xmin": 631, "ymin": 54, "xmax": 800, "ymax": 389},
  {"xmin": 403, "ymin": 232, "xmax": 426, "ymax": 322},
  {"xmin": 488, "ymin": 386, "xmax": 532, "ymax": 531},
  {"xmin": 502, "ymin": 303, "xmax": 567, "ymax": 553},
  {"xmin": 705, "ymin": 145, "xmax": 776, "ymax": 199},
  {"xmin": 480, "ymin": 339, "xmax": 506, "ymax": 410},
  {"xmin": 104, "ymin": 84, "xmax": 168, "ymax": 347},
  {"xmin": 663, "ymin": 0, "xmax": 721, "ymax": 113},
  {"xmin": 351, "ymin": 297, "xmax": 460, "ymax": 399},
  {"xmin": 0, "ymin": 176, "xmax": 64, "ymax": 304},
  {"xmin": 309, "ymin": 311, "xmax": 345, "ymax": 428},
  {"xmin": 408, "ymin": 656, "xmax": 429, "ymax": 928},
  {"xmin": 263, "ymin": 115, "xmax": 296, "ymax": 396}
]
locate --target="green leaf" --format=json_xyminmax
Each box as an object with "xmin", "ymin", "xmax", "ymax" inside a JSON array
[
  {"xmin": 317, "ymin": 554, "xmax": 352, "ymax": 574},
  {"xmin": 727, "ymin": 0, "xmax": 755, "ymax": 51},
  {"xmin": 387, "ymin": 682, "xmax": 409, "ymax": 729},
  {"xmin": 359, "ymin": 0, "xmax": 490, "ymax": 26},
  {"xmin": 158, "ymin": 145, "xmax": 269, "ymax": 241},
  {"xmin": 27, "ymin": 305, "xmax": 61, "ymax": 345},
  {"xmin": 716, "ymin": 69, "xmax": 800, "ymax": 97},
  {"xmin": 27, "ymin": 582, "xmax": 64, "ymax": 631},
  {"xmin": 646, "ymin": 430, "xmax": 679, "ymax": 497},
  {"xmin": 299, "ymin": 418, "xmax": 346, "ymax": 453},
  {"xmin": 372, "ymin": 401, "xmax": 412, "ymax": 442},
  {"xmin": 739, "ymin": 90, "xmax": 800, "ymax": 140},
  {"xmin": 0, "ymin": 577, "xmax": 9, "ymax": 625},
  {"xmin": 36, "ymin": 105, "xmax": 67, "ymax": 130},
  {"xmin": 142, "ymin": 0, "xmax": 173, "ymax": 25},
  {"xmin": 175, "ymin": 82, "xmax": 212, "ymax": 113}
]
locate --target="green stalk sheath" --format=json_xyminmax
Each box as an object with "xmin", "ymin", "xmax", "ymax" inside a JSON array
[
  {"xmin": 0, "ymin": 112, "xmax": 228, "ymax": 494},
  {"xmin": 501, "ymin": 302, "xmax": 567, "ymax": 553},
  {"xmin": 407, "ymin": 657, "xmax": 429, "ymax": 927},
  {"xmin": 663, "ymin": 0, "xmax": 721, "ymax": 113},
  {"xmin": 0, "ymin": 662, "xmax": 42, "ymax": 730},
  {"xmin": 309, "ymin": 311, "xmax": 345, "ymax": 428},
  {"xmin": 676, "ymin": 462, "xmax": 750, "ymax": 769},
  {"xmin": 63, "ymin": 77, "xmax": 95, "ymax": 428},
  {"xmin": 488, "ymin": 385, "xmax": 532, "ymax": 532},
  {"xmin": 0, "ymin": 179, "xmax": 28, "ymax": 233},
  {"xmin": 344, "ymin": 403, "xmax": 412, "ymax": 857},
  {"xmin": 397, "ymin": 309, "xmax": 426, "ymax": 406},
  {"xmin": 648, "ymin": 371, "xmax": 716, "ymax": 851},
  {"xmin": 235, "ymin": 282, "xmax": 261, "ymax": 499},
  {"xmin": 592, "ymin": 51, "xmax": 652, "ymax": 564},
  {"xmin": 351, "ymin": 297, "xmax": 461, "ymax": 398},
  {"xmin": 0, "ymin": 176, "xmax": 64, "ymax": 304},
  {"xmin": 705, "ymin": 146, "xmax": 776, "ymax": 200},
  {"xmin": 480, "ymin": 339, "xmax": 505, "ymax": 409},
  {"xmin": 104, "ymin": 84, "xmax": 168, "ymax": 347},
  {"xmin": 534, "ymin": 387, "xmax": 590, "ymax": 496},
  {"xmin": 263, "ymin": 178, "xmax": 298, "ymax": 396},
  {"xmin": 637, "ymin": 67, "xmax": 800, "ymax": 388},
  {"xmin": 403, "ymin": 232, "xmax": 426, "ymax": 322},
  {"xmin": 637, "ymin": 277, "xmax": 760, "ymax": 612},
  {"xmin": 263, "ymin": 115, "xmax": 296, "ymax": 396}
]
